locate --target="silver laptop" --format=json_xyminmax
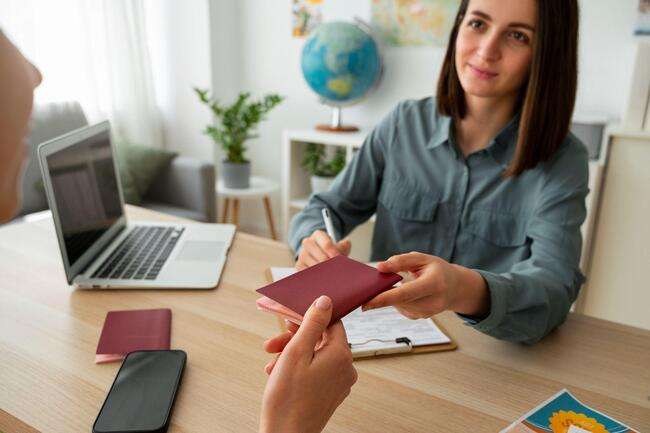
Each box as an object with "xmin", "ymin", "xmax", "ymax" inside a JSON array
[{"xmin": 37, "ymin": 121, "xmax": 235, "ymax": 289}]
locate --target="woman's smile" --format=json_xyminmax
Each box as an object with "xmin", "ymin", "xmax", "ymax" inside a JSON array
[{"xmin": 468, "ymin": 63, "xmax": 499, "ymax": 79}]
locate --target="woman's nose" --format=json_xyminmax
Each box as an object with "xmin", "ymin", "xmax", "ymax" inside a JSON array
[
  {"xmin": 28, "ymin": 61, "xmax": 42, "ymax": 88},
  {"xmin": 476, "ymin": 33, "xmax": 501, "ymax": 62}
]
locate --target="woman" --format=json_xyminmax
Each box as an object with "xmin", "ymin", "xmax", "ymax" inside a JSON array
[
  {"xmin": 288, "ymin": 0, "xmax": 587, "ymax": 345},
  {"xmin": 0, "ymin": 30, "xmax": 355, "ymax": 433}
]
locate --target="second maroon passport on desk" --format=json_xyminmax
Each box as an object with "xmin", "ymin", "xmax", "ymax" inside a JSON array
[
  {"xmin": 95, "ymin": 308, "xmax": 171, "ymax": 364},
  {"xmin": 256, "ymin": 255, "xmax": 402, "ymax": 326}
]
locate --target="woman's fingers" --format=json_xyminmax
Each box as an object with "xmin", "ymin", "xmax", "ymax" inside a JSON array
[
  {"xmin": 263, "ymin": 331, "xmax": 294, "ymax": 354},
  {"xmin": 296, "ymin": 231, "xmax": 352, "ymax": 269},
  {"xmin": 284, "ymin": 296, "xmax": 333, "ymax": 362},
  {"xmin": 285, "ymin": 320, "xmax": 299, "ymax": 334},
  {"xmin": 394, "ymin": 305, "xmax": 425, "ymax": 320},
  {"xmin": 303, "ymin": 252, "xmax": 320, "ymax": 267},
  {"xmin": 362, "ymin": 287, "xmax": 411, "ymax": 311},
  {"xmin": 313, "ymin": 230, "xmax": 342, "ymax": 258},
  {"xmin": 297, "ymin": 248, "xmax": 321, "ymax": 269},
  {"xmin": 362, "ymin": 278, "xmax": 433, "ymax": 311},
  {"xmin": 302, "ymin": 237, "xmax": 329, "ymax": 262},
  {"xmin": 377, "ymin": 251, "xmax": 433, "ymax": 273},
  {"xmin": 264, "ymin": 354, "xmax": 279, "ymax": 375},
  {"xmin": 336, "ymin": 239, "xmax": 351, "ymax": 256},
  {"xmin": 323, "ymin": 321, "xmax": 349, "ymax": 348},
  {"xmin": 264, "ymin": 315, "xmax": 335, "ymax": 374}
]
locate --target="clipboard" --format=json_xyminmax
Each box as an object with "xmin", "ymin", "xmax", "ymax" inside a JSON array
[{"xmin": 264, "ymin": 268, "xmax": 457, "ymax": 359}]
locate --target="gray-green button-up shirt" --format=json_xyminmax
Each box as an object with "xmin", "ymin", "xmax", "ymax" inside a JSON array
[{"xmin": 289, "ymin": 97, "xmax": 589, "ymax": 345}]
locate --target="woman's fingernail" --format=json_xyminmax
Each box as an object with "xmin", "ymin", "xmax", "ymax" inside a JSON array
[{"xmin": 315, "ymin": 295, "xmax": 332, "ymax": 310}]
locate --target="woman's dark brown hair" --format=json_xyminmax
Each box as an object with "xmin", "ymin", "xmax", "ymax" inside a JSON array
[{"xmin": 436, "ymin": 0, "xmax": 579, "ymax": 176}]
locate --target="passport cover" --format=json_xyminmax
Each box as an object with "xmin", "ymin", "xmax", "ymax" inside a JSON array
[
  {"xmin": 256, "ymin": 255, "xmax": 402, "ymax": 326},
  {"xmin": 95, "ymin": 308, "xmax": 171, "ymax": 364}
]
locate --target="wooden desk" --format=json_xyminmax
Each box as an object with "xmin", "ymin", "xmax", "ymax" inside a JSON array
[{"xmin": 1, "ymin": 206, "xmax": 649, "ymax": 433}]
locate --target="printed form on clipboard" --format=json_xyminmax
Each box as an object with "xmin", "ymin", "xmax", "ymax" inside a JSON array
[{"xmin": 269, "ymin": 267, "xmax": 456, "ymax": 358}]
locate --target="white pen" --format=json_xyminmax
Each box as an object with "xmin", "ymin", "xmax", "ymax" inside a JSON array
[{"xmin": 321, "ymin": 207, "xmax": 338, "ymax": 243}]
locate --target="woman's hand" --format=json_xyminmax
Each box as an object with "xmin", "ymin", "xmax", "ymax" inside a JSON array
[
  {"xmin": 363, "ymin": 252, "xmax": 490, "ymax": 319},
  {"xmin": 295, "ymin": 229, "xmax": 351, "ymax": 270},
  {"xmin": 259, "ymin": 296, "xmax": 357, "ymax": 433}
]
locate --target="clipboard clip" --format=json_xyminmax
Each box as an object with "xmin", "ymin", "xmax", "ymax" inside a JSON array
[{"xmin": 349, "ymin": 337, "xmax": 412, "ymax": 358}]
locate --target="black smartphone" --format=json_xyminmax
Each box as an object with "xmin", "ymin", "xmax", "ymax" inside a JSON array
[{"xmin": 93, "ymin": 350, "xmax": 187, "ymax": 433}]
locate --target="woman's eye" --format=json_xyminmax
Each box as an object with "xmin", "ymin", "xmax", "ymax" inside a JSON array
[
  {"xmin": 509, "ymin": 31, "xmax": 530, "ymax": 44},
  {"xmin": 468, "ymin": 19, "xmax": 484, "ymax": 30}
]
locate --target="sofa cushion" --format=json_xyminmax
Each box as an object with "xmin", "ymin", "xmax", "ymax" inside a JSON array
[
  {"xmin": 20, "ymin": 101, "xmax": 88, "ymax": 215},
  {"xmin": 140, "ymin": 201, "xmax": 207, "ymax": 222},
  {"xmin": 115, "ymin": 141, "xmax": 177, "ymax": 204}
]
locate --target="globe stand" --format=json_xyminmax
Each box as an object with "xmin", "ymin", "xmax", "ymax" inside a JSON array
[{"xmin": 316, "ymin": 106, "xmax": 359, "ymax": 133}]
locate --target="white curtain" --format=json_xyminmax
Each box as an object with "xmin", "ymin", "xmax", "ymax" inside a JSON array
[{"xmin": 0, "ymin": 0, "xmax": 163, "ymax": 148}]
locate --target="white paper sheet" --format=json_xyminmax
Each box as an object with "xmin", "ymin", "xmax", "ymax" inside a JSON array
[
  {"xmin": 343, "ymin": 306, "xmax": 450, "ymax": 348},
  {"xmin": 270, "ymin": 267, "xmax": 296, "ymax": 282}
]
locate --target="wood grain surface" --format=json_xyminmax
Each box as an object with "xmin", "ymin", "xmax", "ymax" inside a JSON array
[{"xmin": 1, "ymin": 206, "xmax": 648, "ymax": 433}]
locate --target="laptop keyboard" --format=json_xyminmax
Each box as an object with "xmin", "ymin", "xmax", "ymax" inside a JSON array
[{"xmin": 91, "ymin": 226, "xmax": 185, "ymax": 280}]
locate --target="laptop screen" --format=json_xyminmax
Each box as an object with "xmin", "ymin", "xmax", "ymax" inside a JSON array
[{"xmin": 45, "ymin": 127, "xmax": 123, "ymax": 268}]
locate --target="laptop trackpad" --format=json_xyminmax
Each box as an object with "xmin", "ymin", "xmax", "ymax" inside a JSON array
[{"xmin": 175, "ymin": 241, "xmax": 225, "ymax": 262}]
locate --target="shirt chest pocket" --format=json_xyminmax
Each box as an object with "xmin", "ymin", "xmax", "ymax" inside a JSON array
[
  {"xmin": 466, "ymin": 208, "xmax": 528, "ymax": 248},
  {"xmin": 377, "ymin": 180, "xmax": 440, "ymax": 254}
]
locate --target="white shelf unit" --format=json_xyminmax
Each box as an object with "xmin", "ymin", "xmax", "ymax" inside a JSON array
[{"xmin": 282, "ymin": 129, "xmax": 368, "ymax": 244}]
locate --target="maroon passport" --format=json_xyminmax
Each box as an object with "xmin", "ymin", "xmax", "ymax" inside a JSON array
[
  {"xmin": 256, "ymin": 255, "xmax": 402, "ymax": 326},
  {"xmin": 95, "ymin": 308, "xmax": 171, "ymax": 364}
]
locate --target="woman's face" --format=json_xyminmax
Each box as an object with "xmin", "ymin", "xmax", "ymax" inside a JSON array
[
  {"xmin": 454, "ymin": 0, "xmax": 536, "ymax": 102},
  {"xmin": 0, "ymin": 32, "xmax": 42, "ymax": 223}
]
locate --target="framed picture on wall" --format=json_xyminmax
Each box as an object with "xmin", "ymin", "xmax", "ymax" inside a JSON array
[
  {"xmin": 292, "ymin": 0, "xmax": 324, "ymax": 38},
  {"xmin": 371, "ymin": 0, "xmax": 460, "ymax": 46}
]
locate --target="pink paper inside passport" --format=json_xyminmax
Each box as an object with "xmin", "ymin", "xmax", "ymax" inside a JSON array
[{"xmin": 256, "ymin": 296, "xmax": 304, "ymax": 325}]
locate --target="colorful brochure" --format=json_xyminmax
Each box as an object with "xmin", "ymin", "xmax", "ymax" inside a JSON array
[{"xmin": 501, "ymin": 389, "xmax": 639, "ymax": 433}]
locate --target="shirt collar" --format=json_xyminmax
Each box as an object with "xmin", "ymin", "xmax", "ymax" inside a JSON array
[
  {"xmin": 426, "ymin": 110, "xmax": 521, "ymax": 168},
  {"xmin": 425, "ymin": 114, "xmax": 452, "ymax": 150}
]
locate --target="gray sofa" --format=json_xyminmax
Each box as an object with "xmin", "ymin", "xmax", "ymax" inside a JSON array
[{"xmin": 16, "ymin": 101, "xmax": 216, "ymax": 222}]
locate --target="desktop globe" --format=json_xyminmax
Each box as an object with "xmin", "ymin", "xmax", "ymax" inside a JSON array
[{"xmin": 301, "ymin": 21, "xmax": 382, "ymax": 132}]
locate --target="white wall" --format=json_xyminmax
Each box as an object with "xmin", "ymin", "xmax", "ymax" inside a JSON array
[
  {"xmin": 146, "ymin": 0, "xmax": 213, "ymax": 161},
  {"xmin": 576, "ymin": 0, "xmax": 639, "ymax": 118},
  {"xmin": 208, "ymin": 1, "xmax": 242, "ymax": 104},
  {"xmin": 204, "ymin": 0, "xmax": 642, "ymax": 236}
]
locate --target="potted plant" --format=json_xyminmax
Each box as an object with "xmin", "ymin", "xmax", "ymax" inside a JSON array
[
  {"xmin": 301, "ymin": 143, "xmax": 346, "ymax": 194},
  {"xmin": 195, "ymin": 88, "xmax": 283, "ymax": 188}
]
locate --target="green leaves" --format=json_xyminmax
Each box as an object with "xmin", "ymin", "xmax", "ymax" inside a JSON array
[
  {"xmin": 194, "ymin": 87, "xmax": 284, "ymax": 163},
  {"xmin": 301, "ymin": 143, "xmax": 346, "ymax": 177}
]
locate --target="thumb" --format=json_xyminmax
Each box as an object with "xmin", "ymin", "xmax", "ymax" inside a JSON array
[
  {"xmin": 336, "ymin": 239, "xmax": 351, "ymax": 256},
  {"xmin": 287, "ymin": 296, "xmax": 333, "ymax": 360}
]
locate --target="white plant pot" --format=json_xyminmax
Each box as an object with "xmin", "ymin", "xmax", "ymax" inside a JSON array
[{"xmin": 310, "ymin": 175, "xmax": 335, "ymax": 194}]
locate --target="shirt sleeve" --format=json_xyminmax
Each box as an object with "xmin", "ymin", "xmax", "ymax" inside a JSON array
[
  {"xmin": 288, "ymin": 104, "xmax": 401, "ymax": 255},
  {"xmin": 462, "ymin": 141, "xmax": 590, "ymax": 344}
]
